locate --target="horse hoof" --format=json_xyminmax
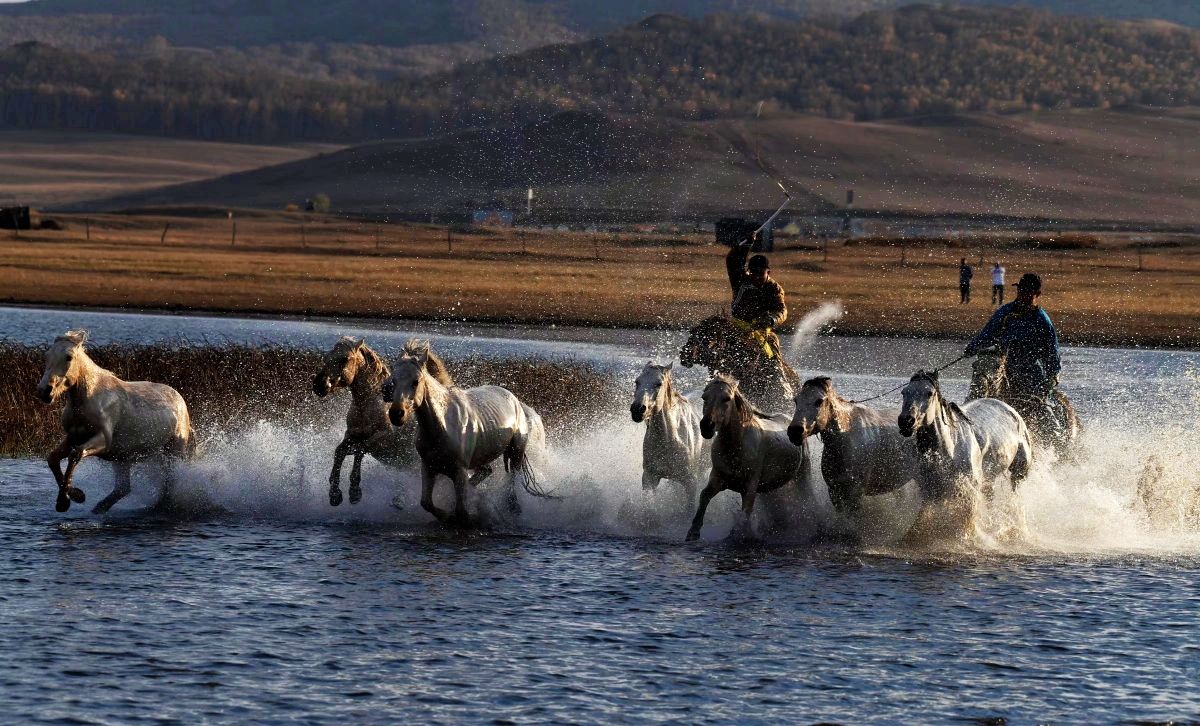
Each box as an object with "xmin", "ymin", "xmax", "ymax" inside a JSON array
[
  {"xmin": 685, "ymin": 531, "xmax": 700, "ymax": 542},
  {"xmin": 55, "ymin": 492, "xmax": 71, "ymax": 513},
  {"xmin": 68, "ymin": 487, "xmax": 86, "ymax": 504},
  {"xmin": 329, "ymin": 488, "xmax": 343, "ymax": 507},
  {"xmin": 349, "ymin": 486, "xmax": 362, "ymax": 505}
]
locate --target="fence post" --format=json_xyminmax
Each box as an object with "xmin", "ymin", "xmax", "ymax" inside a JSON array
[
  {"xmin": 160, "ymin": 222, "xmax": 171, "ymax": 245},
  {"xmin": 301, "ymin": 221, "xmax": 307, "ymax": 248},
  {"xmin": 231, "ymin": 222, "xmax": 237, "ymax": 246},
  {"xmin": 447, "ymin": 227, "xmax": 452, "ymax": 253},
  {"xmin": 1137, "ymin": 244, "xmax": 1143, "ymax": 272},
  {"xmin": 375, "ymin": 224, "xmax": 381, "ymax": 250},
  {"xmin": 85, "ymin": 218, "xmax": 91, "ymax": 241}
]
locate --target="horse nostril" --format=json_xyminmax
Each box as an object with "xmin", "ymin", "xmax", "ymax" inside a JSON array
[{"xmin": 787, "ymin": 425, "xmax": 804, "ymax": 443}]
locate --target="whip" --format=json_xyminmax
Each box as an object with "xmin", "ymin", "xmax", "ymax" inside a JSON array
[
  {"xmin": 846, "ymin": 354, "xmax": 969, "ymax": 405},
  {"xmin": 748, "ymin": 100, "xmax": 792, "ymax": 236}
]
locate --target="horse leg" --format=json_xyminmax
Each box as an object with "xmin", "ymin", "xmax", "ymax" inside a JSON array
[
  {"xmin": 93, "ymin": 461, "xmax": 132, "ymax": 515},
  {"xmin": 46, "ymin": 438, "xmax": 73, "ymax": 512},
  {"xmin": 733, "ymin": 479, "xmax": 761, "ymax": 540},
  {"xmin": 328, "ymin": 440, "xmax": 352, "ymax": 507},
  {"xmin": 451, "ymin": 469, "xmax": 472, "ymax": 526},
  {"xmin": 641, "ymin": 471, "xmax": 660, "ymax": 492},
  {"xmin": 686, "ymin": 474, "xmax": 725, "ymax": 542},
  {"xmin": 63, "ymin": 433, "xmax": 107, "ymax": 507},
  {"xmin": 419, "ymin": 464, "xmax": 452, "ymax": 524},
  {"xmin": 348, "ymin": 451, "xmax": 365, "ymax": 505}
]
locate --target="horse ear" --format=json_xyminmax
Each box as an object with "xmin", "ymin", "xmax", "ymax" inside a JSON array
[
  {"xmin": 665, "ymin": 362, "xmax": 673, "ymax": 371},
  {"xmin": 930, "ymin": 370, "xmax": 940, "ymax": 384},
  {"xmin": 355, "ymin": 338, "xmax": 366, "ymax": 351}
]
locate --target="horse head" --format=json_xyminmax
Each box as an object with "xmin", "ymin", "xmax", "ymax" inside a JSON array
[
  {"xmin": 898, "ymin": 370, "xmax": 942, "ymax": 438},
  {"xmin": 969, "ymin": 346, "xmax": 1006, "ymax": 400},
  {"xmin": 700, "ymin": 373, "xmax": 749, "ymax": 440},
  {"xmin": 313, "ymin": 336, "xmax": 367, "ymax": 397},
  {"xmin": 386, "ymin": 340, "xmax": 433, "ymax": 427},
  {"xmin": 788, "ymin": 376, "xmax": 846, "ymax": 445},
  {"xmin": 631, "ymin": 361, "xmax": 673, "ymax": 423},
  {"xmin": 38, "ymin": 329, "xmax": 89, "ymax": 404}
]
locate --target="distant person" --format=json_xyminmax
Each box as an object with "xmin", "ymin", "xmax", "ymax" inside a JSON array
[
  {"xmin": 959, "ymin": 258, "xmax": 973, "ymax": 304},
  {"xmin": 991, "ymin": 262, "xmax": 1006, "ymax": 305},
  {"xmin": 727, "ymin": 237, "xmax": 788, "ymax": 359},
  {"xmin": 965, "ymin": 272, "xmax": 1061, "ymax": 436}
]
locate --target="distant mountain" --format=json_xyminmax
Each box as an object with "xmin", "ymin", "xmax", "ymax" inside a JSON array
[{"xmin": 1, "ymin": 7, "xmax": 1197, "ymax": 143}]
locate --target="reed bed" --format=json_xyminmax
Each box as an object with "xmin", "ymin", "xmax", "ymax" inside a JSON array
[{"xmin": 0, "ymin": 343, "xmax": 622, "ymax": 458}]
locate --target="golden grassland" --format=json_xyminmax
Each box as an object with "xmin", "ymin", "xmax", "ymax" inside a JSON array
[
  {"xmin": 0, "ymin": 343, "xmax": 619, "ymax": 458},
  {"xmin": 2, "ymin": 212, "xmax": 1199, "ymax": 348}
]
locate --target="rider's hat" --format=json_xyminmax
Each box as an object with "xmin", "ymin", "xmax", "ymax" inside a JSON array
[
  {"xmin": 748, "ymin": 254, "xmax": 770, "ymax": 271},
  {"xmin": 1014, "ymin": 272, "xmax": 1042, "ymax": 293}
]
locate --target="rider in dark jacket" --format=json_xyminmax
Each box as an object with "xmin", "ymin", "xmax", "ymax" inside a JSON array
[
  {"xmin": 727, "ymin": 241, "xmax": 788, "ymax": 358},
  {"xmin": 965, "ymin": 273, "xmax": 1062, "ymax": 431}
]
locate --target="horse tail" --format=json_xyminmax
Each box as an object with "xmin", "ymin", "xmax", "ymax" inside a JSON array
[{"xmin": 507, "ymin": 408, "xmax": 559, "ymax": 500}]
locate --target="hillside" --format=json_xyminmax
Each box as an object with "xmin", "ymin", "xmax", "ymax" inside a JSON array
[
  {"xmin": 78, "ymin": 108, "xmax": 1200, "ymax": 226},
  {"xmin": 2, "ymin": 7, "xmax": 1198, "ymax": 144}
]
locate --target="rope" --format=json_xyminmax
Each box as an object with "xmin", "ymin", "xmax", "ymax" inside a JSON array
[{"xmin": 846, "ymin": 354, "xmax": 969, "ymax": 405}]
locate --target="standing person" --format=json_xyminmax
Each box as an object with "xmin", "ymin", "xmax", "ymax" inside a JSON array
[
  {"xmin": 991, "ymin": 261, "xmax": 1006, "ymax": 305},
  {"xmin": 959, "ymin": 258, "xmax": 973, "ymax": 304},
  {"xmin": 726, "ymin": 238, "xmax": 788, "ymax": 359}
]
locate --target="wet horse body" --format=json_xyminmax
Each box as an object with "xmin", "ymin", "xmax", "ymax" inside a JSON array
[
  {"xmin": 37, "ymin": 330, "xmax": 195, "ymax": 513},
  {"xmin": 788, "ymin": 377, "xmax": 917, "ymax": 516},
  {"xmin": 686, "ymin": 375, "xmax": 806, "ymax": 541},
  {"xmin": 630, "ymin": 363, "xmax": 707, "ymax": 498},
  {"xmin": 899, "ymin": 371, "xmax": 1032, "ymax": 535},
  {"xmin": 313, "ymin": 337, "xmax": 416, "ymax": 507},
  {"xmin": 969, "ymin": 348, "xmax": 1081, "ymax": 458},
  {"xmin": 679, "ymin": 315, "xmax": 799, "ymax": 413},
  {"xmin": 385, "ymin": 340, "xmax": 550, "ymax": 525}
]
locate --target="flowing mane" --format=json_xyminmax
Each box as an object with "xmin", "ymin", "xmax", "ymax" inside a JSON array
[
  {"xmin": 910, "ymin": 370, "xmax": 969, "ymax": 424},
  {"xmin": 710, "ymin": 373, "xmax": 772, "ymax": 426},
  {"xmin": 402, "ymin": 339, "xmax": 453, "ymax": 386},
  {"xmin": 57, "ymin": 329, "xmax": 89, "ymax": 346}
]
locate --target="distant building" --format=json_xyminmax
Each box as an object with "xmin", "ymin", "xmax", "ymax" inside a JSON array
[{"xmin": 471, "ymin": 210, "xmax": 514, "ymax": 227}]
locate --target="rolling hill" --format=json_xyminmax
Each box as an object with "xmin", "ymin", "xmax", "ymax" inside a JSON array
[{"xmin": 77, "ymin": 108, "xmax": 1200, "ymax": 225}]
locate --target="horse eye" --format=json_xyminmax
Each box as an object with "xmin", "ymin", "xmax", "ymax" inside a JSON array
[{"xmin": 64, "ymin": 353, "xmax": 73, "ymax": 361}]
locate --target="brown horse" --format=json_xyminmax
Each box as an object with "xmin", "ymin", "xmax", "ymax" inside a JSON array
[
  {"xmin": 967, "ymin": 347, "xmax": 1081, "ymax": 458},
  {"xmin": 679, "ymin": 315, "xmax": 799, "ymax": 413}
]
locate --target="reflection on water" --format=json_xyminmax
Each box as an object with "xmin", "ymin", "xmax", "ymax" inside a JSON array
[{"xmin": 2, "ymin": 306, "xmax": 1200, "ymax": 721}]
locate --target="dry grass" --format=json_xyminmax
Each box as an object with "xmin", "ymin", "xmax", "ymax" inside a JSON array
[
  {"xmin": 2, "ymin": 214, "xmax": 1200, "ymax": 348},
  {"xmin": 0, "ymin": 342, "xmax": 620, "ymax": 458}
]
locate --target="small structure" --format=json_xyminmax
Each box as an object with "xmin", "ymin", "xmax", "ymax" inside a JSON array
[
  {"xmin": 472, "ymin": 210, "xmax": 514, "ymax": 228},
  {"xmin": 0, "ymin": 206, "xmax": 31, "ymax": 230}
]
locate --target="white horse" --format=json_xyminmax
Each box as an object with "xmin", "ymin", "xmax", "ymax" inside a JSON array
[
  {"xmin": 898, "ymin": 370, "xmax": 1032, "ymax": 535},
  {"xmin": 384, "ymin": 340, "xmax": 553, "ymax": 526},
  {"xmin": 36, "ymin": 330, "xmax": 196, "ymax": 514},
  {"xmin": 686, "ymin": 374, "xmax": 807, "ymax": 541},
  {"xmin": 630, "ymin": 362, "xmax": 707, "ymax": 499},
  {"xmin": 788, "ymin": 376, "xmax": 918, "ymax": 515},
  {"xmin": 313, "ymin": 337, "xmax": 416, "ymax": 508}
]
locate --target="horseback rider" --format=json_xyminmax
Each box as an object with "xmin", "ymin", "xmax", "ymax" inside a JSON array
[
  {"xmin": 726, "ymin": 237, "xmax": 788, "ymax": 361},
  {"xmin": 964, "ymin": 272, "xmax": 1062, "ymax": 437}
]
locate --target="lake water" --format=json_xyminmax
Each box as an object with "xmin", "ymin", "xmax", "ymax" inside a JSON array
[{"xmin": 2, "ymin": 305, "xmax": 1199, "ymax": 723}]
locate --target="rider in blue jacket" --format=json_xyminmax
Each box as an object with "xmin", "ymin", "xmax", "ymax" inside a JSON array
[{"xmin": 964, "ymin": 273, "xmax": 1061, "ymax": 428}]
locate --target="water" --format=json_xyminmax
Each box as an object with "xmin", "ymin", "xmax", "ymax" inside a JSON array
[{"xmin": 3, "ymin": 306, "xmax": 1200, "ymax": 722}]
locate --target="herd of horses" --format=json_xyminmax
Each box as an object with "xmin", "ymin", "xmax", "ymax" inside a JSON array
[{"xmin": 34, "ymin": 319, "xmax": 1081, "ymax": 543}]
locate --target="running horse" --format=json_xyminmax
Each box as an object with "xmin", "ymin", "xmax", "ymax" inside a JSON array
[
  {"xmin": 630, "ymin": 362, "xmax": 707, "ymax": 499},
  {"xmin": 384, "ymin": 340, "xmax": 554, "ymax": 526},
  {"xmin": 679, "ymin": 315, "xmax": 799, "ymax": 413},
  {"xmin": 313, "ymin": 337, "xmax": 417, "ymax": 508},
  {"xmin": 36, "ymin": 330, "xmax": 196, "ymax": 514},
  {"xmin": 967, "ymin": 346, "xmax": 1081, "ymax": 458}
]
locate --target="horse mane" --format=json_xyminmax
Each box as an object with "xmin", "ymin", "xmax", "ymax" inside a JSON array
[
  {"xmin": 802, "ymin": 376, "xmax": 851, "ymax": 430},
  {"xmin": 57, "ymin": 329, "xmax": 89, "ymax": 346},
  {"xmin": 911, "ymin": 369, "xmax": 970, "ymax": 426},
  {"xmin": 710, "ymin": 373, "xmax": 771, "ymax": 426},
  {"xmin": 402, "ymin": 339, "xmax": 453, "ymax": 386},
  {"xmin": 359, "ymin": 343, "xmax": 389, "ymax": 380}
]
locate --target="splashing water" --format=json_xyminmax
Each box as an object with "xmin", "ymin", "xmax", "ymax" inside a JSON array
[{"xmin": 788, "ymin": 300, "xmax": 845, "ymax": 361}]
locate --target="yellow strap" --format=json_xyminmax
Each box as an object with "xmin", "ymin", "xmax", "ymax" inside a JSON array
[{"xmin": 732, "ymin": 317, "xmax": 775, "ymax": 359}]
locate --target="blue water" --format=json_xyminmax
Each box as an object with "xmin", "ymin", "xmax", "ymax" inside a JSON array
[{"xmin": 2, "ymin": 306, "xmax": 1200, "ymax": 723}]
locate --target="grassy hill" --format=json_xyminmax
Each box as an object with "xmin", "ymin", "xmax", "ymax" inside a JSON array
[
  {"xmin": 76, "ymin": 108, "xmax": 1200, "ymax": 225},
  {"xmin": 2, "ymin": 7, "xmax": 1198, "ymax": 144}
]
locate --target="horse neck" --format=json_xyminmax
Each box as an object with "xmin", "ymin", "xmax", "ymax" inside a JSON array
[
  {"xmin": 916, "ymin": 393, "xmax": 958, "ymax": 457},
  {"xmin": 348, "ymin": 355, "xmax": 388, "ymax": 403},
  {"xmin": 413, "ymin": 367, "xmax": 452, "ymax": 434},
  {"xmin": 68, "ymin": 352, "xmax": 109, "ymax": 406}
]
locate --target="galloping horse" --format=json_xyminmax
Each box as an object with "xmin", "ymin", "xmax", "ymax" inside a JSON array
[
  {"xmin": 37, "ymin": 330, "xmax": 196, "ymax": 514},
  {"xmin": 788, "ymin": 377, "xmax": 917, "ymax": 515},
  {"xmin": 686, "ymin": 374, "xmax": 807, "ymax": 541},
  {"xmin": 968, "ymin": 347, "xmax": 1081, "ymax": 458},
  {"xmin": 679, "ymin": 315, "xmax": 799, "ymax": 413},
  {"xmin": 384, "ymin": 340, "xmax": 553, "ymax": 526},
  {"xmin": 313, "ymin": 337, "xmax": 417, "ymax": 508},
  {"xmin": 898, "ymin": 371, "xmax": 1032, "ymax": 535},
  {"xmin": 630, "ymin": 362, "xmax": 707, "ymax": 499}
]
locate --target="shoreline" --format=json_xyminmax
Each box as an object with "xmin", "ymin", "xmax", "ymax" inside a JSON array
[{"xmin": 4, "ymin": 299, "xmax": 1197, "ymax": 354}]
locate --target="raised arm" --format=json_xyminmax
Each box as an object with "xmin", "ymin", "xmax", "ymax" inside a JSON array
[{"xmin": 726, "ymin": 243, "xmax": 749, "ymax": 294}]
